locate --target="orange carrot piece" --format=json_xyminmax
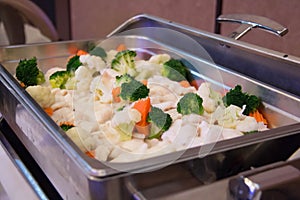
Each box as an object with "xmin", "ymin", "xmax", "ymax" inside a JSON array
[
  {"xmin": 132, "ymin": 97, "xmax": 151, "ymax": 135},
  {"xmin": 59, "ymin": 121, "xmax": 75, "ymax": 127},
  {"xmin": 249, "ymin": 110, "xmax": 268, "ymax": 125},
  {"xmin": 133, "ymin": 97, "xmax": 151, "ymax": 126},
  {"xmin": 67, "ymin": 49, "xmax": 88, "ymax": 61},
  {"xmin": 116, "ymin": 44, "xmax": 127, "ymax": 52},
  {"xmin": 179, "ymin": 80, "xmax": 191, "ymax": 88},
  {"xmin": 112, "ymin": 87, "xmax": 121, "ymax": 103},
  {"xmin": 85, "ymin": 150, "xmax": 95, "ymax": 158},
  {"xmin": 20, "ymin": 82, "xmax": 25, "ymax": 88},
  {"xmin": 141, "ymin": 80, "xmax": 148, "ymax": 86},
  {"xmin": 44, "ymin": 107, "xmax": 54, "ymax": 116},
  {"xmin": 76, "ymin": 50, "xmax": 88, "ymax": 56}
]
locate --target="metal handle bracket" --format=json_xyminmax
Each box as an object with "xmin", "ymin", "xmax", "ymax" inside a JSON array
[{"xmin": 217, "ymin": 14, "xmax": 288, "ymax": 40}]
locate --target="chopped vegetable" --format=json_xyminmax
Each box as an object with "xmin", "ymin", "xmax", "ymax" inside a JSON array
[
  {"xmin": 111, "ymin": 50, "xmax": 137, "ymax": 76},
  {"xmin": 119, "ymin": 79, "xmax": 149, "ymax": 102},
  {"xmin": 177, "ymin": 93, "xmax": 204, "ymax": 115},
  {"xmin": 76, "ymin": 50, "xmax": 88, "ymax": 56},
  {"xmin": 147, "ymin": 106, "xmax": 172, "ymax": 139},
  {"xmin": 49, "ymin": 70, "xmax": 72, "ymax": 89},
  {"xmin": 112, "ymin": 86, "xmax": 121, "ymax": 103},
  {"xmin": 249, "ymin": 110, "xmax": 268, "ymax": 125},
  {"xmin": 133, "ymin": 97, "xmax": 151, "ymax": 126},
  {"xmin": 60, "ymin": 122, "xmax": 75, "ymax": 131},
  {"xmin": 85, "ymin": 150, "xmax": 95, "ymax": 158},
  {"xmin": 44, "ymin": 107, "xmax": 54, "ymax": 116},
  {"xmin": 16, "ymin": 57, "xmax": 45, "ymax": 87},
  {"xmin": 115, "ymin": 74, "xmax": 134, "ymax": 87},
  {"xmin": 116, "ymin": 44, "xmax": 127, "ymax": 52},
  {"xmin": 179, "ymin": 80, "xmax": 191, "ymax": 88},
  {"xmin": 89, "ymin": 47, "xmax": 107, "ymax": 59},
  {"xmin": 161, "ymin": 58, "xmax": 188, "ymax": 82},
  {"xmin": 133, "ymin": 97, "xmax": 151, "ymax": 135},
  {"xmin": 66, "ymin": 55, "xmax": 82, "ymax": 72},
  {"xmin": 222, "ymin": 85, "xmax": 261, "ymax": 115}
]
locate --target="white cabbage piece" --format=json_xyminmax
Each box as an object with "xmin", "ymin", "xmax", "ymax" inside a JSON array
[
  {"xmin": 65, "ymin": 127, "xmax": 90, "ymax": 152},
  {"xmin": 213, "ymin": 105, "xmax": 245, "ymax": 128}
]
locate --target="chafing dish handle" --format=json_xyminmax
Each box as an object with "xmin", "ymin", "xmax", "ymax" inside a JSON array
[
  {"xmin": 227, "ymin": 165, "xmax": 300, "ymax": 200},
  {"xmin": 216, "ymin": 14, "xmax": 288, "ymax": 40}
]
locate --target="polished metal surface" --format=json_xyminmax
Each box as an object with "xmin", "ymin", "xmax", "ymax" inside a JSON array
[
  {"xmin": 216, "ymin": 14, "xmax": 288, "ymax": 40},
  {"xmin": 0, "ymin": 14, "xmax": 300, "ymax": 199},
  {"xmin": 0, "ymin": 121, "xmax": 47, "ymax": 200}
]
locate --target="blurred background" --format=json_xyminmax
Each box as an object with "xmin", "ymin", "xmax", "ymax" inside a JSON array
[{"xmin": 0, "ymin": 0, "xmax": 300, "ymax": 57}]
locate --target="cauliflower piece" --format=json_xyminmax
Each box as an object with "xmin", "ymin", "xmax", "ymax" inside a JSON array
[
  {"xmin": 149, "ymin": 54, "xmax": 171, "ymax": 64},
  {"xmin": 198, "ymin": 121, "xmax": 223, "ymax": 145},
  {"xmin": 94, "ymin": 102, "xmax": 114, "ymax": 124},
  {"xmin": 74, "ymin": 65, "xmax": 94, "ymax": 92},
  {"xmin": 90, "ymin": 70, "xmax": 115, "ymax": 103},
  {"xmin": 197, "ymin": 82, "xmax": 223, "ymax": 113},
  {"xmin": 148, "ymin": 75, "xmax": 196, "ymax": 97},
  {"xmin": 79, "ymin": 54, "xmax": 106, "ymax": 72},
  {"xmin": 172, "ymin": 123, "xmax": 198, "ymax": 151},
  {"xmin": 51, "ymin": 89, "xmax": 73, "ymax": 111},
  {"xmin": 26, "ymin": 85, "xmax": 55, "ymax": 108},
  {"xmin": 111, "ymin": 107, "xmax": 141, "ymax": 141},
  {"xmin": 236, "ymin": 116, "xmax": 259, "ymax": 133},
  {"xmin": 51, "ymin": 107, "xmax": 74, "ymax": 124},
  {"xmin": 135, "ymin": 60, "xmax": 162, "ymax": 81},
  {"xmin": 221, "ymin": 128, "xmax": 243, "ymax": 140}
]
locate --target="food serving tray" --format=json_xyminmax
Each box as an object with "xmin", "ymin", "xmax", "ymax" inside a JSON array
[{"xmin": 0, "ymin": 14, "xmax": 300, "ymax": 199}]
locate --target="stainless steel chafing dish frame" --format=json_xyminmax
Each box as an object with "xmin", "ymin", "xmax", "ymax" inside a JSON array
[{"xmin": 0, "ymin": 14, "xmax": 300, "ymax": 199}]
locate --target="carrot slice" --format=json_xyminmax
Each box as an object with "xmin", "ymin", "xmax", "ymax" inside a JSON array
[
  {"xmin": 85, "ymin": 150, "xmax": 95, "ymax": 158},
  {"xmin": 44, "ymin": 107, "xmax": 54, "ymax": 116},
  {"xmin": 76, "ymin": 50, "xmax": 88, "ymax": 56},
  {"xmin": 179, "ymin": 80, "xmax": 191, "ymax": 88},
  {"xmin": 59, "ymin": 121, "xmax": 75, "ymax": 127},
  {"xmin": 132, "ymin": 97, "xmax": 151, "ymax": 135},
  {"xmin": 20, "ymin": 82, "xmax": 25, "ymax": 88},
  {"xmin": 116, "ymin": 44, "xmax": 127, "ymax": 52},
  {"xmin": 249, "ymin": 110, "xmax": 268, "ymax": 125},
  {"xmin": 141, "ymin": 80, "xmax": 148, "ymax": 86},
  {"xmin": 112, "ymin": 87, "xmax": 121, "ymax": 103}
]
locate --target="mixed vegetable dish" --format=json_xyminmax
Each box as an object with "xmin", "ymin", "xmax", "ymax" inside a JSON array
[{"xmin": 15, "ymin": 44, "xmax": 268, "ymax": 162}]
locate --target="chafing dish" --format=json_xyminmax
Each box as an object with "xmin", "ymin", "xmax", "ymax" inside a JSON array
[{"xmin": 0, "ymin": 14, "xmax": 300, "ymax": 199}]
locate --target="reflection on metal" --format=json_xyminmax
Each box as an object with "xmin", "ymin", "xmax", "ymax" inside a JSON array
[{"xmin": 217, "ymin": 14, "xmax": 288, "ymax": 40}]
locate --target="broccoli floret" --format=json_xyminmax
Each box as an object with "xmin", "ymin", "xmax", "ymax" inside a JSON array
[
  {"xmin": 49, "ymin": 70, "xmax": 72, "ymax": 89},
  {"xmin": 147, "ymin": 107, "xmax": 172, "ymax": 139},
  {"xmin": 60, "ymin": 122, "xmax": 75, "ymax": 131},
  {"xmin": 16, "ymin": 57, "xmax": 45, "ymax": 87},
  {"xmin": 177, "ymin": 93, "xmax": 204, "ymax": 115},
  {"xmin": 222, "ymin": 85, "xmax": 261, "ymax": 115},
  {"xmin": 162, "ymin": 59, "xmax": 188, "ymax": 82},
  {"xmin": 111, "ymin": 50, "xmax": 137, "ymax": 76},
  {"xmin": 115, "ymin": 74, "xmax": 134, "ymax": 87},
  {"xmin": 119, "ymin": 79, "xmax": 149, "ymax": 102},
  {"xmin": 66, "ymin": 55, "xmax": 82, "ymax": 72}
]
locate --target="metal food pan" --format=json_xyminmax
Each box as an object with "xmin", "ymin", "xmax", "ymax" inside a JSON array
[{"xmin": 0, "ymin": 15, "xmax": 300, "ymax": 199}]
